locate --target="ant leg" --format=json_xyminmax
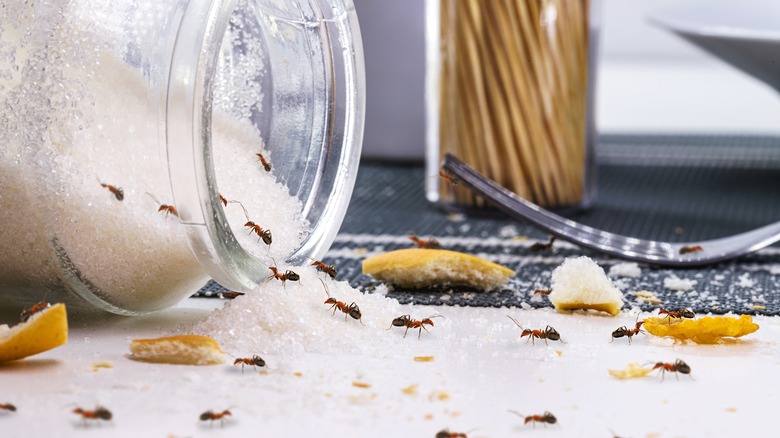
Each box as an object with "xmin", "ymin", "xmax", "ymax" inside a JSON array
[{"xmin": 403, "ymin": 326, "xmax": 410, "ymax": 338}]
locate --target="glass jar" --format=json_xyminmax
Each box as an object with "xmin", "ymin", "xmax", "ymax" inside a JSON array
[
  {"xmin": 425, "ymin": 0, "xmax": 599, "ymax": 211},
  {"xmin": 0, "ymin": 0, "xmax": 365, "ymax": 315}
]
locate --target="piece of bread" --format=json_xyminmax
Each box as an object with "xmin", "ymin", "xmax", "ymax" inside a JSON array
[
  {"xmin": 362, "ymin": 248, "xmax": 514, "ymax": 291},
  {"xmin": 548, "ymin": 256, "xmax": 624, "ymax": 316},
  {"xmin": 129, "ymin": 334, "xmax": 225, "ymax": 365},
  {"xmin": 0, "ymin": 303, "xmax": 68, "ymax": 363}
]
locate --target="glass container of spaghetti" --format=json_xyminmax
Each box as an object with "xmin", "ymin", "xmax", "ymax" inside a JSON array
[
  {"xmin": 425, "ymin": 0, "xmax": 599, "ymax": 210},
  {"xmin": 0, "ymin": 0, "xmax": 365, "ymax": 315}
]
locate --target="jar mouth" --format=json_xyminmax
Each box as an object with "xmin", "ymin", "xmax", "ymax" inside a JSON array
[{"xmin": 167, "ymin": 0, "xmax": 365, "ymax": 291}]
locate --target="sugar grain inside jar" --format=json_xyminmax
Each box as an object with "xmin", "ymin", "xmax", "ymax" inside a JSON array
[{"xmin": 0, "ymin": 0, "xmax": 365, "ymax": 314}]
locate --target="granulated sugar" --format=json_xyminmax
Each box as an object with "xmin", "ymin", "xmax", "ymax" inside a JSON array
[{"xmin": 664, "ymin": 276, "xmax": 697, "ymax": 291}]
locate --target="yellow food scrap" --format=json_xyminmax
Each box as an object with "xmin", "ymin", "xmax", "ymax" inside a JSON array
[
  {"xmin": 352, "ymin": 381, "xmax": 372, "ymax": 389},
  {"xmin": 414, "ymin": 355, "xmax": 435, "ymax": 362},
  {"xmin": 429, "ymin": 390, "xmax": 450, "ymax": 401},
  {"xmin": 92, "ymin": 361, "xmax": 114, "ymax": 372},
  {"xmin": 401, "ymin": 384, "xmax": 419, "ymax": 395},
  {"xmin": 129, "ymin": 334, "xmax": 225, "ymax": 365},
  {"xmin": 608, "ymin": 363, "xmax": 654, "ymax": 380},
  {"xmin": 631, "ymin": 290, "xmax": 663, "ymax": 304},
  {"xmin": 643, "ymin": 315, "xmax": 759, "ymax": 344},
  {"xmin": 726, "ymin": 407, "xmax": 737, "ymax": 413},
  {"xmin": 293, "ymin": 372, "xmax": 303, "ymax": 377},
  {"xmin": 362, "ymin": 248, "xmax": 514, "ymax": 291},
  {"xmin": 0, "ymin": 303, "xmax": 68, "ymax": 363},
  {"xmin": 424, "ymin": 413, "xmax": 435, "ymax": 421},
  {"xmin": 555, "ymin": 350, "xmax": 563, "ymax": 357},
  {"xmin": 751, "ymin": 305, "xmax": 766, "ymax": 310}
]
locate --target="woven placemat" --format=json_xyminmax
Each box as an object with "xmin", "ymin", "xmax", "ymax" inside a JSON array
[{"xmin": 198, "ymin": 134, "xmax": 780, "ymax": 315}]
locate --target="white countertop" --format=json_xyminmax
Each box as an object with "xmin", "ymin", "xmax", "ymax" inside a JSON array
[{"xmin": 1, "ymin": 293, "xmax": 777, "ymax": 437}]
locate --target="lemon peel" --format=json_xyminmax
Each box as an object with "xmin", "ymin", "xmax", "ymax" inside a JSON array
[
  {"xmin": 643, "ymin": 315, "xmax": 759, "ymax": 344},
  {"xmin": 0, "ymin": 303, "xmax": 68, "ymax": 363},
  {"xmin": 362, "ymin": 248, "xmax": 514, "ymax": 291},
  {"xmin": 608, "ymin": 363, "xmax": 654, "ymax": 380},
  {"xmin": 129, "ymin": 334, "xmax": 225, "ymax": 365}
]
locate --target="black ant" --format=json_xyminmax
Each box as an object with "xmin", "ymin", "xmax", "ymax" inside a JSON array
[
  {"xmin": 309, "ymin": 257, "xmax": 337, "ymax": 279},
  {"xmin": 529, "ymin": 236, "xmax": 555, "ymax": 252},
  {"xmin": 611, "ymin": 315, "xmax": 645, "ymax": 344},
  {"xmin": 233, "ymin": 355, "xmax": 265, "ymax": 373},
  {"xmin": 321, "ymin": 279, "xmax": 363, "ymax": 324},
  {"xmin": 658, "ymin": 307, "xmax": 695, "ymax": 324},
  {"xmin": 650, "ymin": 359, "xmax": 692, "ymax": 381},
  {"xmin": 0, "ymin": 403, "xmax": 16, "ymax": 412},
  {"xmin": 146, "ymin": 193, "xmax": 178, "ymax": 218},
  {"xmin": 507, "ymin": 316, "xmax": 563, "ymax": 345},
  {"xmin": 200, "ymin": 409, "xmax": 232, "ymax": 428},
  {"xmin": 388, "ymin": 314, "xmax": 443, "ymax": 339},
  {"xmin": 256, "ymin": 153, "xmax": 272, "ymax": 172},
  {"xmin": 97, "ymin": 178, "xmax": 124, "ymax": 201},
  {"xmin": 408, "ymin": 234, "xmax": 442, "ymax": 250},
  {"xmin": 679, "ymin": 245, "xmax": 703, "ymax": 255},
  {"xmin": 20, "ymin": 300, "xmax": 50, "ymax": 322},
  {"xmin": 72, "ymin": 406, "xmax": 112, "ymax": 426},
  {"xmin": 509, "ymin": 410, "xmax": 558, "ymax": 427}
]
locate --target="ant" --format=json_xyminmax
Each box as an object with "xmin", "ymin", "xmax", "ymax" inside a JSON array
[
  {"xmin": 217, "ymin": 291, "xmax": 245, "ymax": 299},
  {"xmin": 97, "ymin": 178, "xmax": 124, "ymax": 201},
  {"xmin": 0, "ymin": 403, "xmax": 16, "ymax": 412},
  {"xmin": 529, "ymin": 236, "xmax": 556, "ymax": 252},
  {"xmin": 650, "ymin": 359, "xmax": 692, "ymax": 381},
  {"xmin": 218, "ymin": 193, "xmax": 229, "ymax": 207},
  {"xmin": 658, "ymin": 307, "xmax": 695, "ymax": 324},
  {"xmin": 256, "ymin": 153, "xmax": 272, "ymax": 172},
  {"xmin": 436, "ymin": 429, "xmax": 471, "ymax": 438},
  {"xmin": 438, "ymin": 169, "xmax": 459, "ymax": 185},
  {"xmin": 309, "ymin": 257, "xmax": 337, "ymax": 279},
  {"xmin": 509, "ymin": 410, "xmax": 558, "ymax": 428},
  {"xmin": 679, "ymin": 245, "xmax": 703, "ymax": 255},
  {"xmin": 146, "ymin": 193, "xmax": 178, "ymax": 218},
  {"xmin": 388, "ymin": 314, "xmax": 443, "ymax": 339},
  {"xmin": 268, "ymin": 260, "xmax": 300, "ymax": 287},
  {"xmin": 408, "ymin": 234, "xmax": 442, "ymax": 250},
  {"xmin": 236, "ymin": 203, "xmax": 272, "ymax": 245},
  {"xmin": 611, "ymin": 315, "xmax": 645, "ymax": 344},
  {"xmin": 533, "ymin": 289, "xmax": 551, "ymax": 295},
  {"xmin": 20, "ymin": 300, "xmax": 50, "ymax": 322},
  {"xmin": 506, "ymin": 316, "xmax": 563, "ymax": 345},
  {"xmin": 200, "ymin": 409, "xmax": 232, "ymax": 428},
  {"xmin": 72, "ymin": 406, "xmax": 112, "ymax": 426},
  {"xmin": 321, "ymin": 279, "xmax": 364, "ymax": 324},
  {"xmin": 233, "ymin": 355, "xmax": 266, "ymax": 373}
]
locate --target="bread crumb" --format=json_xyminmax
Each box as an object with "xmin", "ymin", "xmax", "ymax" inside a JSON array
[
  {"xmin": 129, "ymin": 335, "xmax": 225, "ymax": 365},
  {"xmin": 631, "ymin": 290, "xmax": 662, "ymax": 304},
  {"xmin": 352, "ymin": 381, "xmax": 371, "ymax": 389},
  {"xmin": 548, "ymin": 256, "xmax": 624, "ymax": 316},
  {"xmin": 401, "ymin": 384, "xmax": 418, "ymax": 395},
  {"xmin": 429, "ymin": 391, "xmax": 450, "ymax": 401},
  {"xmin": 414, "ymin": 356, "xmax": 435, "ymax": 362}
]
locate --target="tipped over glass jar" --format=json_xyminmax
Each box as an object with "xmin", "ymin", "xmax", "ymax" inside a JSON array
[{"xmin": 0, "ymin": 0, "xmax": 365, "ymax": 314}]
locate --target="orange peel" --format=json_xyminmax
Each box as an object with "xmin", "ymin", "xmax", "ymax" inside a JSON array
[
  {"xmin": 643, "ymin": 315, "xmax": 759, "ymax": 344},
  {"xmin": 0, "ymin": 303, "xmax": 68, "ymax": 363}
]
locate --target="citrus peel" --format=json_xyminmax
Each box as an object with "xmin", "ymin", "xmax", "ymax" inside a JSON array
[
  {"xmin": 643, "ymin": 315, "xmax": 759, "ymax": 344},
  {"xmin": 0, "ymin": 303, "xmax": 68, "ymax": 363}
]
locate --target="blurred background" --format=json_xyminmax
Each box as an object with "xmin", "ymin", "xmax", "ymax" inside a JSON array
[{"xmin": 354, "ymin": 0, "xmax": 780, "ymax": 160}]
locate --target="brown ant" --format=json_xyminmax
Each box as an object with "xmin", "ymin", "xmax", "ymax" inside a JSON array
[
  {"xmin": 218, "ymin": 193, "xmax": 229, "ymax": 207},
  {"xmin": 436, "ymin": 429, "xmax": 470, "ymax": 438},
  {"xmin": 217, "ymin": 291, "xmax": 245, "ymax": 299},
  {"xmin": 308, "ymin": 257, "xmax": 337, "ymax": 279},
  {"xmin": 0, "ymin": 403, "xmax": 16, "ymax": 412},
  {"xmin": 97, "ymin": 178, "xmax": 124, "ymax": 201},
  {"xmin": 146, "ymin": 193, "xmax": 178, "ymax": 218},
  {"xmin": 388, "ymin": 314, "xmax": 443, "ymax": 339},
  {"xmin": 409, "ymin": 234, "xmax": 442, "ymax": 250},
  {"xmin": 72, "ymin": 406, "xmax": 112, "ymax": 426},
  {"xmin": 256, "ymin": 153, "xmax": 272, "ymax": 172},
  {"xmin": 533, "ymin": 289, "xmax": 551, "ymax": 295},
  {"xmin": 529, "ymin": 236, "xmax": 556, "ymax": 252},
  {"xmin": 438, "ymin": 169, "xmax": 459, "ymax": 185},
  {"xmin": 233, "ymin": 355, "xmax": 266, "ymax": 373},
  {"xmin": 658, "ymin": 307, "xmax": 695, "ymax": 324},
  {"xmin": 268, "ymin": 259, "xmax": 300, "ymax": 287},
  {"xmin": 321, "ymin": 279, "xmax": 364, "ymax": 324},
  {"xmin": 506, "ymin": 315, "xmax": 563, "ymax": 345},
  {"xmin": 236, "ymin": 203, "xmax": 272, "ymax": 245},
  {"xmin": 611, "ymin": 314, "xmax": 645, "ymax": 344},
  {"xmin": 20, "ymin": 300, "xmax": 50, "ymax": 322},
  {"xmin": 679, "ymin": 245, "xmax": 703, "ymax": 255},
  {"xmin": 509, "ymin": 410, "xmax": 558, "ymax": 427},
  {"xmin": 199, "ymin": 409, "xmax": 232, "ymax": 428},
  {"xmin": 650, "ymin": 359, "xmax": 692, "ymax": 381}
]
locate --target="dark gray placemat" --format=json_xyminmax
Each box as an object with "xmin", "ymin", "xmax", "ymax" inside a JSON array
[{"xmin": 198, "ymin": 134, "xmax": 780, "ymax": 316}]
